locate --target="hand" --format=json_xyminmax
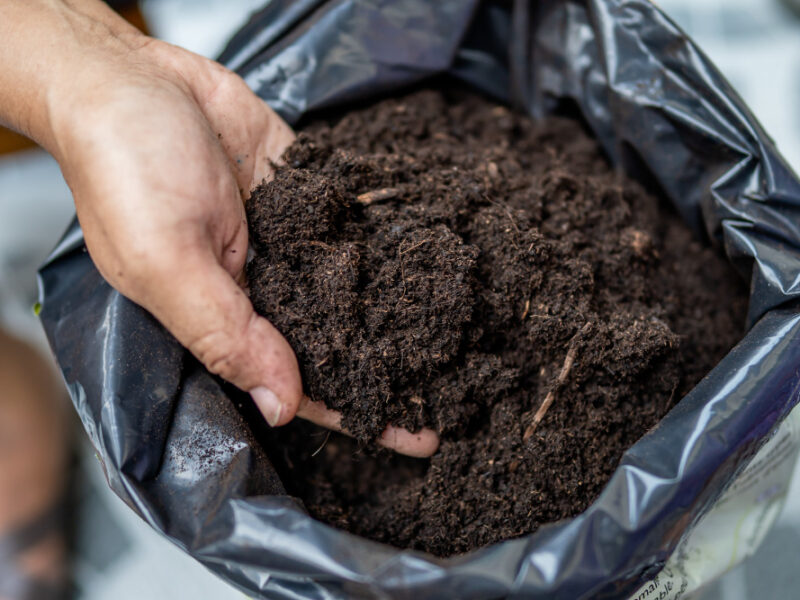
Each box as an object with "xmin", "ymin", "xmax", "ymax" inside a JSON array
[{"xmin": 0, "ymin": 1, "xmax": 438, "ymax": 457}]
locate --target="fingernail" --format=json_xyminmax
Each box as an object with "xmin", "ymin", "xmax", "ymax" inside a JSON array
[{"xmin": 250, "ymin": 387, "xmax": 283, "ymax": 427}]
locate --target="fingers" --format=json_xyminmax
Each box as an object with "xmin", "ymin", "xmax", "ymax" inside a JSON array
[
  {"xmin": 297, "ymin": 397, "xmax": 440, "ymax": 458},
  {"xmin": 379, "ymin": 425, "xmax": 441, "ymax": 458},
  {"xmin": 120, "ymin": 245, "xmax": 304, "ymax": 427}
]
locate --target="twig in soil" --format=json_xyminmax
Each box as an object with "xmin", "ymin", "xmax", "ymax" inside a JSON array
[
  {"xmin": 487, "ymin": 196, "xmax": 521, "ymax": 236},
  {"xmin": 398, "ymin": 244, "xmax": 407, "ymax": 299},
  {"xmin": 666, "ymin": 380, "xmax": 679, "ymax": 408},
  {"xmin": 305, "ymin": 240, "xmax": 336, "ymax": 251},
  {"xmin": 523, "ymin": 322, "xmax": 591, "ymax": 441},
  {"xmin": 356, "ymin": 187, "xmax": 402, "ymax": 205},
  {"xmin": 521, "ymin": 299, "xmax": 531, "ymax": 320},
  {"xmin": 399, "ymin": 238, "xmax": 432, "ymax": 256},
  {"xmin": 311, "ymin": 431, "xmax": 332, "ymax": 457}
]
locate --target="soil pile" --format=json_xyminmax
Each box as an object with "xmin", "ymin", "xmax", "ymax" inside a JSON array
[{"xmin": 246, "ymin": 90, "xmax": 747, "ymax": 556}]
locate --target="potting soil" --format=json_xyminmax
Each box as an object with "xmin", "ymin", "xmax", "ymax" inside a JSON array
[{"xmin": 246, "ymin": 90, "xmax": 748, "ymax": 556}]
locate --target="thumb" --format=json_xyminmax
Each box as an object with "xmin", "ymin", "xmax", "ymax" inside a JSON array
[{"xmin": 130, "ymin": 248, "xmax": 303, "ymax": 427}]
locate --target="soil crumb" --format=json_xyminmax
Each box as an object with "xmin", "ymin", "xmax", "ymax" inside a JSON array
[{"xmin": 246, "ymin": 90, "xmax": 747, "ymax": 556}]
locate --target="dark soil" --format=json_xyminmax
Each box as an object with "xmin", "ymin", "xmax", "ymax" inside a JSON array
[{"xmin": 246, "ymin": 90, "xmax": 748, "ymax": 556}]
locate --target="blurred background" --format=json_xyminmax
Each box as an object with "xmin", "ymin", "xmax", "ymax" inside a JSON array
[{"xmin": 1, "ymin": 0, "xmax": 799, "ymax": 598}]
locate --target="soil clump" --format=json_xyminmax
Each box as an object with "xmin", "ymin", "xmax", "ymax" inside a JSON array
[{"xmin": 246, "ymin": 90, "xmax": 747, "ymax": 556}]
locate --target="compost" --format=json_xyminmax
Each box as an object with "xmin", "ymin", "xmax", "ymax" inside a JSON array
[{"xmin": 246, "ymin": 90, "xmax": 747, "ymax": 556}]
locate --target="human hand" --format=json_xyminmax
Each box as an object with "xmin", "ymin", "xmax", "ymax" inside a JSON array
[{"xmin": 0, "ymin": 2, "xmax": 438, "ymax": 457}]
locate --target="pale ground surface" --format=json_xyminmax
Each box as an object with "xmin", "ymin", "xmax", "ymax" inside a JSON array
[{"xmin": 0, "ymin": 0, "xmax": 798, "ymax": 598}]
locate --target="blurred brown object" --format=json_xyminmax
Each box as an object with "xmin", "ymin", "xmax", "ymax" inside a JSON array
[
  {"xmin": 0, "ymin": 327, "xmax": 71, "ymax": 597},
  {"xmin": 0, "ymin": 3, "xmax": 148, "ymax": 156},
  {"xmin": 0, "ymin": 128, "xmax": 34, "ymax": 155},
  {"xmin": 0, "ymin": 327, "xmax": 69, "ymax": 540}
]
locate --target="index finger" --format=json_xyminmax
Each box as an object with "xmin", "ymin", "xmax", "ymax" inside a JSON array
[{"xmin": 296, "ymin": 396, "xmax": 440, "ymax": 458}]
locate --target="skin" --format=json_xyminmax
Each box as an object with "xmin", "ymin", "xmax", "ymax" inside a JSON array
[{"xmin": 0, "ymin": 0, "xmax": 439, "ymax": 458}]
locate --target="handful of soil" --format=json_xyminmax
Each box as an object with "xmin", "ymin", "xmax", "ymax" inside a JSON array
[{"xmin": 246, "ymin": 90, "xmax": 747, "ymax": 556}]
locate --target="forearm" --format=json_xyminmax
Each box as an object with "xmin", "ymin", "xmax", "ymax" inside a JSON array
[{"xmin": 0, "ymin": 0, "xmax": 145, "ymax": 155}]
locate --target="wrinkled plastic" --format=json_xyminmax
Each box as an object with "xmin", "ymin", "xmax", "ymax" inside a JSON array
[{"xmin": 38, "ymin": 1, "xmax": 800, "ymax": 598}]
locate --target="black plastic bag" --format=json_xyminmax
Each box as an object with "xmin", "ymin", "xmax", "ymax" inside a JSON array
[{"xmin": 39, "ymin": 1, "xmax": 800, "ymax": 598}]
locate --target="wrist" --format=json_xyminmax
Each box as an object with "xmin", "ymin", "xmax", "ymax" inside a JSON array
[
  {"xmin": 0, "ymin": 0, "xmax": 149, "ymax": 156},
  {"xmin": 42, "ymin": 19, "xmax": 152, "ymax": 160}
]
